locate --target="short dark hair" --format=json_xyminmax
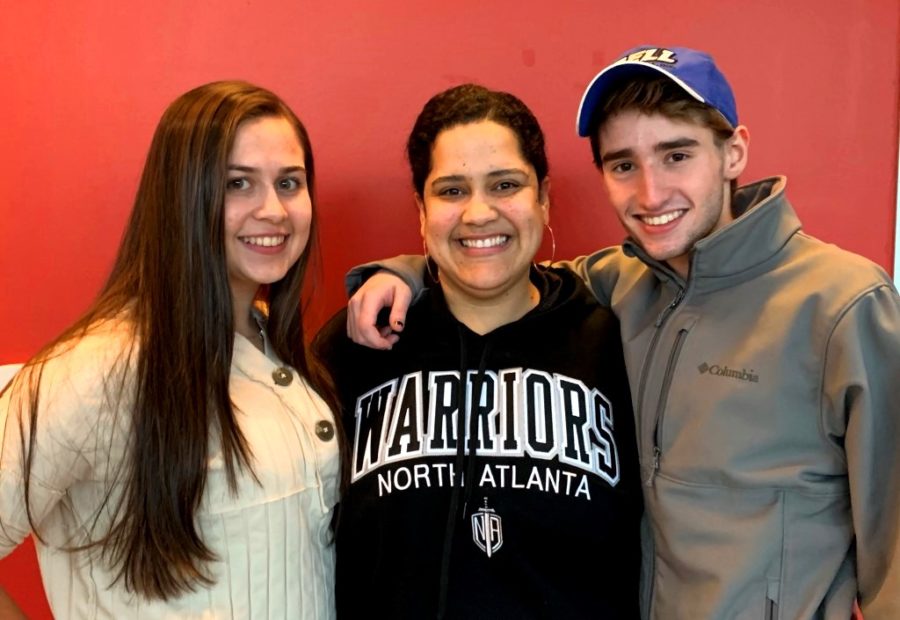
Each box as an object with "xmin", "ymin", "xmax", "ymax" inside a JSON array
[
  {"xmin": 588, "ymin": 74, "xmax": 737, "ymax": 195},
  {"xmin": 406, "ymin": 84, "xmax": 548, "ymax": 195}
]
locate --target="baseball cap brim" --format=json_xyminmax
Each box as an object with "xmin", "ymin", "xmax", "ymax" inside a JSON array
[{"xmin": 576, "ymin": 62, "xmax": 709, "ymax": 137}]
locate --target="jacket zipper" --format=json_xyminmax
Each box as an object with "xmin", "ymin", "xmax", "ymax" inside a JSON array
[
  {"xmin": 647, "ymin": 328, "xmax": 687, "ymax": 486},
  {"xmin": 765, "ymin": 597, "xmax": 777, "ymax": 620},
  {"xmin": 637, "ymin": 287, "xmax": 685, "ymax": 486}
]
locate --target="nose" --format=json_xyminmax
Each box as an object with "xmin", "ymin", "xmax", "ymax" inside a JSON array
[
  {"xmin": 636, "ymin": 166, "xmax": 668, "ymax": 211},
  {"xmin": 256, "ymin": 186, "xmax": 288, "ymax": 221},
  {"xmin": 461, "ymin": 191, "xmax": 497, "ymax": 225}
]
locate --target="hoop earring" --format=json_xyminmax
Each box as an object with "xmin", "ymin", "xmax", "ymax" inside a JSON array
[
  {"xmin": 545, "ymin": 223, "xmax": 556, "ymax": 264},
  {"xmin": 423, "ymin": 239, "xmax": 439, "ymax": 283}
]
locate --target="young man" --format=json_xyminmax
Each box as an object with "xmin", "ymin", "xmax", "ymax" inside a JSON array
[{"xmin": 345, "ymin": 46, "xmax": 900, "ymax": 619}]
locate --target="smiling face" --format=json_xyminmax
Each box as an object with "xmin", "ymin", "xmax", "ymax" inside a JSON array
[
  {"xmin": 598, "ymin": 110, "xmax": 747, "ymax": 277},
  {"xmin": 418, "ymin": 120, "xmax": 549, "ymax": 308},
  {"xmin": 224, "ymin": 115, "xmax": 311, "ymax": 312}
]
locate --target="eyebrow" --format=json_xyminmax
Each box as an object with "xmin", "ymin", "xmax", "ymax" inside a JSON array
[
  {"xmin": 486, "ymin": 168, "xmax": 528, "ymax": 179},
  {"xmin": 227, "ymin": 165, "xmax": 306, "ymax": 173},
  {"xmin": 656, "ymin": 137, "xmax": 700, "ymax": 151},
  {"xmin": 429, "ymin": 168, "xmax": 528, "ymax": 186},
  {"xmin": 600, "ymin": 138, "xmax": 701, "ymax": 165}
]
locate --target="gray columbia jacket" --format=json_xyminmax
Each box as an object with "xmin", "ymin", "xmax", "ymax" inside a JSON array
[
  {"xmin": 347, "ymin": 176, "xmax": 900, "ymax": 620},
  {"xmin": 562, "ymin": 176, "xmax": 900, "ymax": 619}
]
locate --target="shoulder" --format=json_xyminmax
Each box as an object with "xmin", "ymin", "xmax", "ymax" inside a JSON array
[
  {"xmin": 38, "ymin": 317, "xmax": 136, "ymax": 397},
  {"xmin": 312, "ymin": 306, "xmax": 395, "ymax": 382},
  {"xmin": 524, "ymin": 266, "xmax": 626, "ymax": 360},
  {"xmin": 311, "ymin": 307, "xmax": 351, "ymax": 378},
  {"xmin": 788, "ymin": 234, "xmax": 896, "ymax": 304},
  {"xmin": 553, "ymin": 246, "xmax": 652, "ymax": 307},
  {"xmin": 540, "ymin": 265, "xmax": 620, "ymax": 323},
  {"xmin": 7, "ymin": 316, "xmax": 137, "ymax": 447}
]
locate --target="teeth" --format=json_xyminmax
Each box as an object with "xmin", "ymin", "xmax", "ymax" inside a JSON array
[
  {"xmin": 242, "ymin": 235, "xmax": 285, "ymax": 247},
  {"xmin": 642, "ymin": 211, "xmax": 685, "ymax": 226},
  {"xmin": 461, "ymin": 235, "xmax": 508, "ymax": 249}
]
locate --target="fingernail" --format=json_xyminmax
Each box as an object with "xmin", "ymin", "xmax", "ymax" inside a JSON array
[{"xmin": 394, "ymin": 320, "xmax": 404, "ymax": 328}]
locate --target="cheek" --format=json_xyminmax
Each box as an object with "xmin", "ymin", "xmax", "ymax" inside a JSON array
[
  {"xmin": 601, "ymin": 178, "xmax": 626, "ymax": 203},
  {"xmin": 222, "ymin": 200, "xmax": 246, "ymax": 236},
  {"xmin": 421, "ymin": 210, "xmax": 455, "ymax": 243},
  {"xmin": 517, "ymin": 204, "xmax": 546, "ymax": 234},
  {"xmin": 288, "ymin": 197, "xmax": 313, "ymax": 233},
  {"xmin": 605, "ymin": 189, "xmax": 631, "ymax": 219}
]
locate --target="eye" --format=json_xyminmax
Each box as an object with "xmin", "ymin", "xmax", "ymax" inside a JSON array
[
  {"xmin": 493, "ymin": 180, "xmax": 521, "ymax": 193},
  {"xmin": 610, "ymin": 161, "xmax": 634, "ymax": 174},
  {"xmin": 437, "ymin": 186, "xmax": 465, "ymax": 198},
  {"xmin": 277, "ymin": 177, "xmax": 303, "ymax": 192},
  {"xmin": 226, "ymin": 177, "xmax": 250, "ymax": 191},
  {"xmin": 667, "ymin": 152, "xmax": 690, "ymax": 163}
]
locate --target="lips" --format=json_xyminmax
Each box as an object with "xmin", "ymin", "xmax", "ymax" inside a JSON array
[
  {"xmin": 638, "ymin": 209, "xmax": 686, "ymax": 227},
  {"xmin": 460, "ymin": 235, "xmax": 509, "ymax": 249},
  {"xmin": 239, "ymin": 235, "xmax": 287, "ymax": 247}
]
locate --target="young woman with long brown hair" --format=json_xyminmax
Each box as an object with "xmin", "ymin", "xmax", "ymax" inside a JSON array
[{"xmin": 0, "ymin": 81, "xmax": 340, "ymax": 618}]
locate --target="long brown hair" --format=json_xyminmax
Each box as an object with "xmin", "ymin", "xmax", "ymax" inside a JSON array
[{"xmin": 5, "ymin": 80, "xmax": 336, "ymax": 599}]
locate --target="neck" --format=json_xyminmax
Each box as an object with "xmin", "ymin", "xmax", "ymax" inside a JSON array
[
  {"xmin": 232, "ymin": 284, "xmax": 264, "ymax": 351},
  {"xmin": 668, "ymin": 255, "xmax": 690, "ymax": 279},
  {"xmin": 442, "ymin": 278, "xmax": 540, "ymax": 335}
]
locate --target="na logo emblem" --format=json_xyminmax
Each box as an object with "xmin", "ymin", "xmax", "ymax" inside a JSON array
[{"xmin": 471, "ymin": 498, "xmax": 503, "ymax": 557}]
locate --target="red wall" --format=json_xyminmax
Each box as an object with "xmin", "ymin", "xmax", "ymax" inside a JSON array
[{"xmin": 2, "ymin": 1, "xmax": 898, "ymax": 616}]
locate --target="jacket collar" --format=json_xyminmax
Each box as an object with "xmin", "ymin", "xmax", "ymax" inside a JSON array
[{"xmin": 624, "ymin": 176, "xmax": 800, "ymax": 291}]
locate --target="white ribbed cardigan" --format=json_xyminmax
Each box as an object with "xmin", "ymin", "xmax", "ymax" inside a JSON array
[{"xmin": 0, "ymin": 320, "xmax": 339, "ymax": 619}]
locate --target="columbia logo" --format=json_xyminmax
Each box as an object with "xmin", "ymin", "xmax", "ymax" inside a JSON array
[{"xmin": 698, "ymin": 363, "xmax": 759, "ymax": 383}]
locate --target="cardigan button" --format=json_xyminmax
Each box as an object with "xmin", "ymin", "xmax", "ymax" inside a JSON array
[
  {"xmin": 315, "ymin": 420, "xmax": 335, "ymax": 441},
  {"xmin": 272, "ymin": 367, "xmax": 293, "ymax": 386}
]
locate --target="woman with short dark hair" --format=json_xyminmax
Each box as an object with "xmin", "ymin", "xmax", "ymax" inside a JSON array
[{"xmin": 317, "ymin": 84, "xmax": 641, "ymax": 619}]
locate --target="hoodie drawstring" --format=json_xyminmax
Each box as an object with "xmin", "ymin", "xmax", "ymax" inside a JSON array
[{"xmin": 436, "ymin": 328, "xmax": 493, "ymax": 619}]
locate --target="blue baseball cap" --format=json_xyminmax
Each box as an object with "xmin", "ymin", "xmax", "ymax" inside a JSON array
[{"xmin": 576, "ymin": 45, "xmax": 738, "ymax": 137}]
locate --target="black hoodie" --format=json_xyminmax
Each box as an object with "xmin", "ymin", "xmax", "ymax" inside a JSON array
[{"xmin": 315, "ymin": 266, "xmax": 641, "ymax": 619}]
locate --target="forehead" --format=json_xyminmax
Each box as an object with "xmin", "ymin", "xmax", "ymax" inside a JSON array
[
  {"xmin": 229, "ymin": 115, "xmax": 305, "ymax": 160},
  {"xmin": 429, "ymin": 120, "xmax": 528, "ymax": 174},
  {"xmin": 598, "ymin": 110, "xmax": 717, "ymax": 150}
]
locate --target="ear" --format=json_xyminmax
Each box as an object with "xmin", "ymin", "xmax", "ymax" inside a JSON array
[
  {"xmin": 723, "ymin": 125, "xmax": 750, "ymax": 180},
  {"xmin": 416, "ymin": 193, "xmax": 426, "ymax": 238},
  {"xmin": 539, "ymin": 177, "xmax": 551, "ymax": 226}
]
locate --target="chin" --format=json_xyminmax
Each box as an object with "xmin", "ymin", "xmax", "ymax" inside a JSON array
[{"xmin": 248, "ymin": 271, "xmax": 291, "ymax": 287}]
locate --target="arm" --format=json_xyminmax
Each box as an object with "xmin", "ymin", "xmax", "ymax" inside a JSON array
[
  {"xmin": 824, "ymin": 283, "xmax": 900, "ymax": 618},
  {"xmin": 1, "ymin": 336, "xmax": 112, "ymax": 558},
  {"xmin": 342, "ymin": 250, "xmax": 627, "ymax": 303},
  {"xmin": 0, "ymin": 384, "xmax": 39, "ymax": 558},
  {"xmin": 345, "ymin": 256, "xmax": 426, "ymax": 349},
  {"xmin": 344, "ymin": 255, "xmax": 427, "ymax": 300},
  {"xmin": 343, "ymin": 247, "xmax": 631, "ymax": 348}
]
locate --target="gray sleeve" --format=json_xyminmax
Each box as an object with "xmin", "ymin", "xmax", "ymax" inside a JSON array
[
  {"xmin": 345, "ymin": 255, "xmax": 428, "ymax": 299},
  {"xmin": 826, "ymin": 283, "xmax": 900, "ymax": 618},
  {"xmin": 550, "ymin": 246, "xmax": 628, "ymax": 307},
  {"xmin": 343, "ymin": 247, "xmax": 630, "ymax": 309}
]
